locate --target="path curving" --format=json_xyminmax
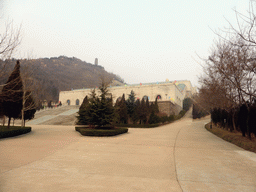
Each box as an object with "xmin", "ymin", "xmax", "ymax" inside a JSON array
[{"xmin": 0, "ymin": 115, "xmax": 255, "ymax": 191}]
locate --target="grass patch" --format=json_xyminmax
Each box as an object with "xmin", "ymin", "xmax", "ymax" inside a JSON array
[
  {"xmin": 0, "ymin": 126, "xmax": 31, "ymax": 139},
  {"xmin": 75, "ymin": 126, "xmax": 128, "ymax": 137},
  {"xmin": 205, "ymin": 123, "xmax": 256, "ymax": 153}
]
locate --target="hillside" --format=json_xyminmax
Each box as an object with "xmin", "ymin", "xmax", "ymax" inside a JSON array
[{"xmin": 0, "ymin": 56, "xmax": 124, "ymax": 102}]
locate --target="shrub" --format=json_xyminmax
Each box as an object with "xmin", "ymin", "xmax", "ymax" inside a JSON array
[
  {"xmin": 183, "ymin": 97, "xmax": 192, "ymax": 111},
  {"xmin": 0, "ymin": 126, "xmax": 31, "ymax": 139},
  {"xmin": 113, "ymin": 124, "xmax": 160, "ymax": 128},
  {"xmin": 168, "ymin": 115, "xmax": 175, "ymax": 122},
  {"xmin": 75, "ymin": 127, "xmax": 128, "ymax": 136},
  {"xmin": 148, "ymin": 111, "xmax": 160, "ymax": 124},
  {"xmin": 160, "ymin": 116, "xmax": 169, "ymax": 123}
]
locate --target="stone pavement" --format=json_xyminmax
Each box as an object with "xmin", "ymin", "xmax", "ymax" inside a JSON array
[{"xmin": 0, "ymin": 117, "xmax": 255, "ymax": 191}]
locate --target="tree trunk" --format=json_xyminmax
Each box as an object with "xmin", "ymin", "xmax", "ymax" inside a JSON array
[
  {"xmin": 21, "ymin": 91, "xmax": 25, "ymax": 127},
  {"xmin": 232, "ymin": 111, "xmax": 236, "ymax": 132},
  {"xmin": 21, "ymin": 108, "xmax": 24, "ymax": 127},
  {"xmin": 246, "ymin": 117, "xmax": 251, "ymax": 140},
  {"xmin": 8, "ymin": 117, "xmax": 11, "ymax": 128},
  {"xmin": 2, "ymin": 116, "xmax": 5, "ymax": 126},
  {"xmin": 245, "ymin": 104, "xmax": 251, "ymax": 140}
]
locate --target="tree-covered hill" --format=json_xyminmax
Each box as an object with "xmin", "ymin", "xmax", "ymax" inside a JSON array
[{"xmin": 0, "ymin": 56, "xmax": 124, "ymax": 102}]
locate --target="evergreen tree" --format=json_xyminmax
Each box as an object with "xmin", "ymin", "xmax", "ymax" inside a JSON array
[
  {"xmin": 150, "ymin": 102, "xmax": 155, "ymax": 113},
  {"xmin": 22, "ymin": 91, "xmax": 36, "ymax": 126},
  {"xmin": 139, "ymin": 98, "xmax": 147, "ymax": 124},
  {"xmin": 87, "ymin": 89, "xmax": 99, "ymax": 127},
  {"xmin": 126, "ymin": 90, "xmax": 136, "ymax": 123},
  {"xmin": 192, "ymin": 104, "xmax": 199, "ymax": 119},
  {"xmin": 154, "ymin": 97, "xmax": 159, "ymax": 113},
  {"xmin": 116, "ymin": 94, "xmax": 128, "ymax": 124},
  {"xmin": 76, "ymin": 81, "xmax": 114, "ymax": 128},
  {"xmin": 183, "ymin": 97, "xmax": 192, "ymax": 111},
  {"xmin": 133, "ymin": 99, "xmax": 141, "ymax": 124},
  {"xmin": 248, "ymin": 104, "xmax": 256, "ymax": 136},
  {"xmin": 1, "ymin": 60, "xmax": 23, "ymax": 128},
  {"xmin": 96, "ymin": 81, "xmax": 115, "ymax": 128},
  {"xmin": 76, "ymin": 96, "xmax": 89, "ymax": 125},
  {"xmin": 238, "ymin": 104, "xmax": 248, "ymax": 137},
  {"xmin": 0, "ymin": 97, "xmax": 3, "ymax": 118},
  {"xmin": 113, "ymin": 97, "xmax": 120, "ymax": 124},
  {"xmin": 126, "ymin": 90, "xmax": 136, "ymax": 116},
  {"xmin": 148, "ymin": 110, "xmax": 160, "ymax": 124},
  {"xmin": 145, "ymin": 97, "xmax": 150, "ymax": 116}
]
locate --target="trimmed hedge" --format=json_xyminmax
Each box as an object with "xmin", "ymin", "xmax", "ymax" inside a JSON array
[
  {"xmin": 205, "ymin": 122, "xmax": 256, "ymax": 153},
  {"xmin": 75, "ymin": 127, "xmax": 128, "ymax": 137},
  {"xmin": 114, "ymin": 124, "xmax": 160, "ymax": 128},
  {"xmin": 0, "ymin": 126, "xmax": 31, "ymax": 139}
]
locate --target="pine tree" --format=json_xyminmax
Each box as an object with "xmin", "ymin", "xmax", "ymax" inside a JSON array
[
  {"xmin": 1, "ymin": 60, "xmax": 23, "ymax": 128},
  {"xmin": 97, "ymin": 81, "xmax": 114, "ymax": 128},
  {"xmin": 22, "ymin": 91, "xmax": 36, "ymax": 126},
  {"xmin": 139, "ymin": 98, "xmax": 148, "ymax": 124},
  {"xmin": 0, "ymin": 97, "xmax": 3, "ymax": 118},
  {"xmin": 133, "ymin": 99, "xmax": 141, "ymax": 124},
  {"xmin": 148, "ymin": 110, "xmax": 160, "ymax": 124},
  {"xmin": 0, "ymin": 97, "xmax": 4, "ymax": 126},
  {"xmin": 76, "ymin": 96, "xmax": 89, "ymax": 125},
  {"xmin": 126, "ymin": 90, "xmax": 136, "ymax": 118},
  {"xmin": 145, "ymin": 97, "xmax": 150, "ymax": 116},
  {"xmin": 87, "ymin": 89, "xmax": 99, "ymax": 127},
  {"xmin": 183, "ymin": 98, "xmax": 192, "ymax": 111},
  {"xmin": 154, "ymin": 97, "xmax": 159, "ymax": 113},
  {"xmin": 116, "ymin": 94, "xmax": 128, "ymax": 124},
  {"xmin": 238, "ymin": 104, "xmax": 248, "ymax": 137}
]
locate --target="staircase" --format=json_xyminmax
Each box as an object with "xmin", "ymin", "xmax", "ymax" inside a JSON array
[{"xmin": 26, "ymin": 105, "xmax": 79, "ymax": 125}]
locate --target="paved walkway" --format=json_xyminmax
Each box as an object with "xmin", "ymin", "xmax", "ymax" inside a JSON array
[{"xmin": 0, "ymin": 117, "xmax": 255, "ymax": 191}]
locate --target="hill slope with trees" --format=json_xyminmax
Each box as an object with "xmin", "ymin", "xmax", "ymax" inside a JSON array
[{"xmin": 0, "ymin": 56, "xmax": 124, "ymax": 103}]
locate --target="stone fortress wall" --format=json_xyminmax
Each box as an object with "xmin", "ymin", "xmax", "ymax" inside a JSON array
[{"xmin": 59, "ymin": 80, "xmax": 196, "ymax": 115}]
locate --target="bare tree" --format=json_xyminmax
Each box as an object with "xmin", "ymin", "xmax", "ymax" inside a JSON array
[
  {"xmin": 0, "ymin": 20, "xmax": 21, "ymax": 59},
  {"xmin": 198, "ymin": 37, "xmax": 256, "ymax": 131},
  {"xmin": 200, "ymin": 36, "xmax": 256, "ymax": 107},
  {"xmin": 19, "ymin": 61, "xmax": 37, "ymax": 126},
  {"xmin": 198, "ymin": 0, "xmax": 256, "ymax": 134},
  {"xmin": 0, "ymin": 20, "xmax": 21, "ymax": 79}
]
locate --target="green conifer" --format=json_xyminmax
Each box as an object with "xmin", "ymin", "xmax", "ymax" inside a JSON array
[
  {"xmin": 2, "ymin": 60, "xmax": 23, "ymax": 128},
  {"xmin": 22, "ymin": 91, "xmax": 36, "ymax": 126},
  {"xmin": 116, "ymin": 94, "xmax": 128, "ymax": 124}
]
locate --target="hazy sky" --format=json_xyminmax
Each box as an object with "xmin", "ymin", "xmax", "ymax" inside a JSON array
[{"xmin": 1, "ymin": 0, "xmax": 249, "ymax": 86}]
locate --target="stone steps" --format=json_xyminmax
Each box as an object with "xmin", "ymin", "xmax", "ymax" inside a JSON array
[{"xmin": 19, "ymin": 105, "xmax": 79, "ymax": 125}]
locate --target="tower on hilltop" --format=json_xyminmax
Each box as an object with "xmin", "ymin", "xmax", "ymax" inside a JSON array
[{"xmin": 95, "ymin": 58, "xmax": 98, "ymax": 66}]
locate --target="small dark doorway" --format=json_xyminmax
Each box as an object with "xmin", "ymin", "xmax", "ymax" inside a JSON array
[{"xmin": 156, "ymin": 95, "xmax": 162, "ymax": 100}]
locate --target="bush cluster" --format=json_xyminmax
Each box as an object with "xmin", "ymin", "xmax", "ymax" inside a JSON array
[
  {"xmin": 75, "ymin": 127, "xmax": 128, "ymax": 137},
  {"xmin": 192, "ymin": 103, "xmax": 208, "ymax": 119},
  {"xmin": 0, "ymin": 126, "xmax": 31, "ymax": 139},
  {"xmin": 211, "ymin": 103, "xmax": 256, "ymax": 138},
  {"xmin": 77, "ymin": 85, "xmax": 192, "ymax": 128}
]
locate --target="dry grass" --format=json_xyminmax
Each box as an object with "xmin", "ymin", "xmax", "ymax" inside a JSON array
[{"xmin": 205, "ymin": 123, "xmax": 256, "ymax": 153}]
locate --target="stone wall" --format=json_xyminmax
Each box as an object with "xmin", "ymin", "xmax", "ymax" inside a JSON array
[
  {"xmin": 157, "ymin": 101, "xmax": 182, "ymax": 116},
  {"xmin": 59, "ymin": 80, "xmax": 193, "ymax": 115},
  {"xmin": 59, "ymin": 81, "xmax": 186, "ymax": 107}
]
